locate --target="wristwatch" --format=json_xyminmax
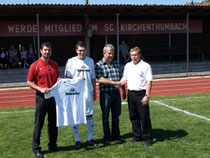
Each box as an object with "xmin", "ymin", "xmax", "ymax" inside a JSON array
[{"xmin": 145, "ymin": 94, "xmax": 150, "ymax": 98}]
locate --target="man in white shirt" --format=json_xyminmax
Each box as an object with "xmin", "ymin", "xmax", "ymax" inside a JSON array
[
  {"xmin": 120, "ymin": 46, "xmax": 153, "ymax": 146},
  {"xmin": 64, "ymin": 41, "xmax": 97, "ymax": 149}
]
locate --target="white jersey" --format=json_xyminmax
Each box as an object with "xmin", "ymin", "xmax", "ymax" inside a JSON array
[
  {"xmin": 64, "ymin": 56, "xmax": 95, "ymax": 91},
  {"xmin": 45, "ymin": 78, "xmax": 86, "ymax": 127},
  {"xmin": 64, "ymin": 56, "xmax": 95, "ymax": 115}
]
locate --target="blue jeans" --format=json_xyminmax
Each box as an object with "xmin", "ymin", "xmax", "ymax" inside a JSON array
[{"xmin": 100, "ymin": 90, "xmax": 121, "ymax": 139}]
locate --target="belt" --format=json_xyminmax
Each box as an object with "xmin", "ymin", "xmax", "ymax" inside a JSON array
[{"xmin": 128, "ymin": 90, "xmax": 145, "ymax": 93}]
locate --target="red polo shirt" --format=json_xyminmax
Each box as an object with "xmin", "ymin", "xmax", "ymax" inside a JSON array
[{"xmin": 27, "ymin": 58, "xmax": 59, "ymax": 88}]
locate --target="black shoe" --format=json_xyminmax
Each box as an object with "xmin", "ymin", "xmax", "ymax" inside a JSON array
[
  {"xmin": 130, "ymin": 138, "xmax": 141, "ymax": 143},
  {"xmin": 87, "ymin": 139, "xmax": 97, "ymax": 147},
  {"xmin": 112, "ymin": 136, "xmax": 125, "ymax": 142},
  {"xmin": 49, "ymin": 146, "xmax": 60, "ymax": 152},
  {"xmin": 75, "ymin": 141, "xmax": 81, "ymax": 150},
  {"xmin": 103, "ymin": 137, "xmax": 112, "ymax": 143},
  {"xmin": 144, "ymin": 140, "xmax": 152, "ymax": 147},
  {"xmin": 34, "ymin": 150, "xmax": 44, "ymax": 158}
]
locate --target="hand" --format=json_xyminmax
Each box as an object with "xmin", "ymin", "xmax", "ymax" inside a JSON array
[
  {"xmin": 40, "ymin": 88, "xmax": 50, "ymax": 94},
  {"xmin": 141, "ymin": 96, "xmax": 149, "ymax": 106},
  {"xmin": 57, "ymin": 77, "xmax": 61, "ymax": 82},
  {"xmin": 119, "ymin": 81, "xmax": 123, "ymax": 87},
  {"xmin": 113, "ymin": 81, "xmax": 121, "ymax": 89}
]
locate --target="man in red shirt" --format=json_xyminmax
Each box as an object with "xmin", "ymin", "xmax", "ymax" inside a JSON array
[{"xmin": 27, "ymin": 42, "xmax": 60, "ymax": 158}]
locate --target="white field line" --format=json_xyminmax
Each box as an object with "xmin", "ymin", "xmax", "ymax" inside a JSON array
[
  {"xmin": 154, "ymin": 96, "xmax": 207, "ymax": 102},
  {"xmin": 152, "ymin": 100, "xmax": 210, "ymax": 121},
  {"xmin": 1, "ymin": 96, "xmax": 205, "ymax": 107},
  {"xmin": 122, "ymin": 96, "xmax": 207, "ymax": 105},
  {"xmin": 0, "ymin": 97, "xmax": 208, "ymax": 115},
  {"xmin": 0, "ymin": 110, "xmax": 35, "ymax": 115}
]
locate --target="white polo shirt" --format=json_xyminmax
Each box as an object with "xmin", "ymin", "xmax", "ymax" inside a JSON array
[{"xmin": 123, "ymin": 60, "xmax": 153, "ymax": 91}]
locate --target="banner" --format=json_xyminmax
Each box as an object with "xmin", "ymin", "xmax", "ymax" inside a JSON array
[
  {"xmin": 0, "ymin": 20, "xmax": 202, "ymax": 37},
  {"xmin": 90, "ymin": 20, "xmax": 202, "ymax": 35}
]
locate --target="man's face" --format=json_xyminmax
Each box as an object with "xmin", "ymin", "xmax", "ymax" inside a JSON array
[
  {"xmin": 40, "ymin": 46, "xmax": 52, "ymax": 59},
  {"xmin": 76, "ymin": 46, "xmax": 86, "ymax": 60},
  {"xmin": 130, "ymin": 50, "xmax": 141, "ymax": 65},
  {"xmin": 104, "ymin": 49, "xmax": 114, "ymax": 64}
]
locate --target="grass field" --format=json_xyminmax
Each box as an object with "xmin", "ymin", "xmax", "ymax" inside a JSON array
[{"xmin": 1, "ymin": 92, "xmax": 210, "ymax": 158}]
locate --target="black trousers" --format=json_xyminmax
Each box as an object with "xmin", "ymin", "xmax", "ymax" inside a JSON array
[
  {"xmin": 127, "ymin": 90, "xmax": 152, "ymax": 141},
  {"xmin": 32, "ymin": 92, "xmax": 58, "ymax": 152},
  {"xmin": 100, "ymin": 91, "xmax": 121, "ymax": 139}
]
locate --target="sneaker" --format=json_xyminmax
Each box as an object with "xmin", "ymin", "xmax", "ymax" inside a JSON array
[
  {"xmin": 75, "ymin": 141, "xmax": 81, "ymax": 150},
  {"xmin": 87, "ymin": 139, "xmax": 97, "ymax": 147}
]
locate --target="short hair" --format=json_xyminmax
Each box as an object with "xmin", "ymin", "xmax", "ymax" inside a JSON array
[
  {"xmin": 76, "ymin": 41, "xmax": 86, "ymax": 49},
  {"xmin": 103, "ymin": 44, "xmax": 115, "ymax": 54},
  {"xmin": 130, "ymin": 46, "xmax": 142, "ymax": 54},
  {"xmin": 40, "ymin": 42, "xmax": 52, "ymax": 49}
]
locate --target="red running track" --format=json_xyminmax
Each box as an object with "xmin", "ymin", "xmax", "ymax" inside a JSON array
[{"xmin": 0, "ymin": 76, "xmax": 210, "ymax": 108}]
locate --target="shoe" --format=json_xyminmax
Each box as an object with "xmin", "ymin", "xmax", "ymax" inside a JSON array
[
  {"xmin": 87, "ymin": 139, "xmax": 97, "ymax": 147},
  {"xmin": 34, "ymin": 150, "xmax": 44, "ymax": 158},
  {"xmin": 49, "ymin": 146, "xmax": 60, "ymax": 152},
  {"xmin": 103, "ymin": 137, "xmax": 112, "ymax": 143},
  {"xmin": 144, "ymin": 140, "xmax": 152, "ymax": 147},
  {"xmin": 112, "ymin": 136, "xmax": 125, "ymax": 142},
  {"xmin": 130, "ymin": 138, "xmax": 141, "ymax": 143},
  {"xmin": 75, "ymin": 141, "xmax": 81, "ymax": 150}
]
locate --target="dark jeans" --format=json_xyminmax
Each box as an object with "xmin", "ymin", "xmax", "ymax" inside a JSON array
[
  {"xmin": 128, "ymin": 90, "xmax": 152, "ymax": 141},
  {"xmin": 32, "ymin": 92, "xmax": 58, "ymax": 152},
  {"xmin": 100, "ymin": 90, "xmax": 121, "ymax": 139}
]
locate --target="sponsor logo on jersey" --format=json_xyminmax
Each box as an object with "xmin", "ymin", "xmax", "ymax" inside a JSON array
[
  {"xmin": 77, "ymin": 65, "xmax": 90, "ymax": 72},
  {"xmin": 65, "ymin": 88, "xmax": 80, "ymax": 95}
]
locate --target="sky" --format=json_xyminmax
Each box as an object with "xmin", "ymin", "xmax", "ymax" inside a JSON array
[{"xmin": 0, "ymin": 0, "xmax": 202, "ymax": 5}]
